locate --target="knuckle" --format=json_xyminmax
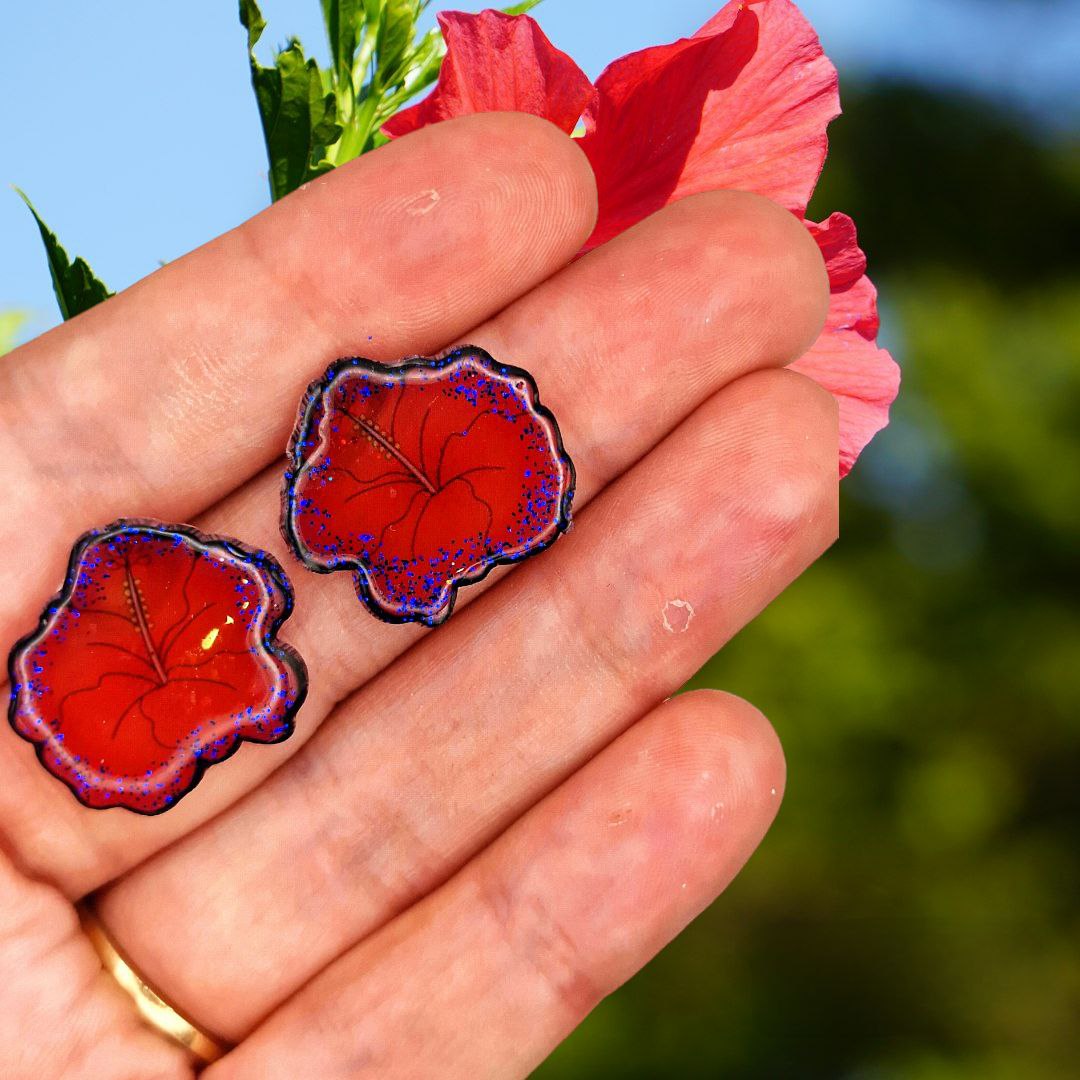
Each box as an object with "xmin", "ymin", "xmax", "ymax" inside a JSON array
[
  {"xmin": 474, "ymin": 864, "xmax": 601, "ymax": 1022},
  {"xmin": 549, "ymin": 564, "xmax": 635, "ymax": 687}
]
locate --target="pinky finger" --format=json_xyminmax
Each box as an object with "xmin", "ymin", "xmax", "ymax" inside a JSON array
[{"xmin": 208, "ymin": 690, "xmax": 786, "ymax": 1080}]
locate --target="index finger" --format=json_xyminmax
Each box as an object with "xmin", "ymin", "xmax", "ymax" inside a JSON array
[{"xmin": 0, "ymin": 112, "xmax": 597, "ymax": 649}]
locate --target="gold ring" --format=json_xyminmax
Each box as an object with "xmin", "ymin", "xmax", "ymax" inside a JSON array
[{"xmin": 78, "ymin": 901, "xmax": 230, "ymax": 1068}]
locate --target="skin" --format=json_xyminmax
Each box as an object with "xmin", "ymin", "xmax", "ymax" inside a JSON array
[{"xmin": 0, "ymin": 112, "xmax": 835, "ymax": 1078}]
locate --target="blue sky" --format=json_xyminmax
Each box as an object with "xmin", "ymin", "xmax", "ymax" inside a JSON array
[{"xmin": 2, "ymin": 0, "xmax": 1077, "ymax": 339}]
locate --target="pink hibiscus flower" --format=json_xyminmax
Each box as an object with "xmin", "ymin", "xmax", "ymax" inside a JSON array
[{"xmin": 384, "ymin": 1, "xmax": 900, "ymax": 476}]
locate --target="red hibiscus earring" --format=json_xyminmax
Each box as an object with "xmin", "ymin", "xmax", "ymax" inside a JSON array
[
  {"xmin": 7, "ymin": 521, "xmax": 307, "ymax": 814},
  {"xmin": 281, "ymin": 345, "xmax": 575, "ymax": 626}
]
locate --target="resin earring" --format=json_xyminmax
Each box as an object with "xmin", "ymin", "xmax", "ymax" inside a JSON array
[
  {"xmin": 281, "ymin": 345, "xmax": 575, "ymax": 626},
  {"xmin": 7, "ymin": 520, "xmax": 307, "ymax": 814}
]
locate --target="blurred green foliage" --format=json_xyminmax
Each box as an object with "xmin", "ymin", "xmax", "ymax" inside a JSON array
[{"xmin": 538, "ymin": 82, "xmax": 1080, "ymax": 1079}]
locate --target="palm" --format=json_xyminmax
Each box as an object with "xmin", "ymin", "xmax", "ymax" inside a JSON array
[{"xmin": 0, "ymin": 114, "xmax": 834, "ymax": 1079}]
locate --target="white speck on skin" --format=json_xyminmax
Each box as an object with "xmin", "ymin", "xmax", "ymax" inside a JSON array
[
  {"xmin": 710, "ymin": 801, "xmax": 724, "ymax": 820},
  {"xmin": 770, "ymin": 787, "xmax": 778, "ymax": 797},
  {"xmin": 681, "ymin": 882, "xmax": 688, "ymax": 890},
  {"xmin": 661, "ymin": 598, "xmax": 695, "ymax": 634},
  {"xmin": 405, "ymin": 188, "xmax": 441, "ymax": 216}
]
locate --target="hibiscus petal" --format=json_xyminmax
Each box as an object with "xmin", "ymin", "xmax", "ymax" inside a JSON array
[
  {"xmin": 382, "ymin": 10, "xmax": 595, "ymax": 138},
  {"xmin": 790, "ymin": 214, "xmax": 901, "ymax": 476},
  {"xmin": 578, "ymin": 0, "xmax": 841, "ymax": 248},
  {"xmin": 8, "ymin": 522, "xmax": 306, "ymax": 813}
]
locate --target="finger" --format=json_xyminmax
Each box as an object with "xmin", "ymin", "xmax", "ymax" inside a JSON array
[
  {"xmin": 0, "ymin": 850, "xmax": 194, "ymax": 1080},
  {"xmin": 205, "ymin": 690, "xmax": 785, "ymax": 1080},
  {"xmin": 0, "ymin": 111, "xmax": 597, "ymax": 649},
  {"xmin": 0, "ymin": 189, "xmax": 827, "ymax": 893},
  {"xmin": 99, "ymin": 367, "xmax": 836, "ymax": 1039}
]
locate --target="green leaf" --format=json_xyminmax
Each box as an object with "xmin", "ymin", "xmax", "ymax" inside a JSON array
[
  {"xmin": 500, "ymin": 0, "xmax": 542, "ymax": 15},
  {"xmin": 376, "ymin": 0, "xmax": 420, "ymax": 88},
  {"xmin": 0, "ymin": 311, "xmax": 27, "ymax": 356},
  {"xmin": 240, "ymin": 0, "xmax": 343, "ymax": 201},
  {"xmin": 320, "ymin": 0, "xmax": 363, "ymax": 89},
  {"xmin": 239, "ymin": 0, "xmax": 266, "ymax": 49},
  {"xmin": 14, "ymin": 189, "xmax": 113, "ymax": 321},
  {"xmin": 322, "ymin": 0, "xmax": 439, "ymax": 163},
  {"xmin": 370, "ymin": 25, "xmax": 445, "ymax": 131},
  {"xmin": 247, "ymin": 0, "xmax": 456, "ymax": 181}
]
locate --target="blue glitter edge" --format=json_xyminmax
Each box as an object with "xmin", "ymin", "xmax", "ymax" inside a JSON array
[
  {"xmin": 5, "ymin": 518, "xmax": 309, "ymax": 816},
  {"xmin": 280, "ymin": 345, "xmax": 577, "ymax": 628}
]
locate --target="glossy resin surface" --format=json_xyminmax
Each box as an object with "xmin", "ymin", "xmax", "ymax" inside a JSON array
[
  {"xmin": 282, "ymin": 347, "xmax": 575, "ymax": 625},
  {"xmin": 7, "ymin": 521, "xmax": 307, "ymax": 814}
]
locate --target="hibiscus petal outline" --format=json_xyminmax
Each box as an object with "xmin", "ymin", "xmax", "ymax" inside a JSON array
[
  {"xmin": 579, "ymin": 0, "xmax": 840, "ymax": 248},
  {"xmin": 6, "ymin": 520, "xmax": 308, "ymax": 815},
  {"xmin": 794, "ymin": 213, "xmax": 902, "ymax": 476},
  {"xmin": 380, "ymin": 0, "xmax": 899, "ymax": 474},
  {"xmin": 281, "ymin": 346, "xmax": 576, "ymax": 627}
]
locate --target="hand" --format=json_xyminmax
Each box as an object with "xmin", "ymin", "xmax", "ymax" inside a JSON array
[{"xmin": 0, "ymin": 113, "xmax": 835, "ymax": 1079}]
